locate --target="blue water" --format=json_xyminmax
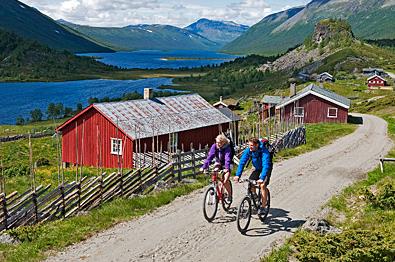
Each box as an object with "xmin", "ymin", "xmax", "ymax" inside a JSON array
[
  {"xmin": 0, "ymin": 78, "xmax": 173, "ymax": 125},
  {"xmin": 79, "ymin": 50, "xmax": 238, "ymax": 69}
]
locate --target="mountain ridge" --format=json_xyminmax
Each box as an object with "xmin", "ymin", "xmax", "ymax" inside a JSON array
[{"xmin": 0, "ymin": 0, "xmax": 113, "ymax": 53}]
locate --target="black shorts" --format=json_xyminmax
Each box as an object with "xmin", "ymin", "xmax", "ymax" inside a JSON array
[{"xmin": 248, "ymin": 167, "xmax": 272, "ymax": 186}]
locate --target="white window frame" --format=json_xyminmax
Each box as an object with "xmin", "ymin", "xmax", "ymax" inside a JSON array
[
  {"xmin": 169, "ymin": 132, "xmax": 178, "ymax": 153},
  {"xmin": 294, "ymin": 107, "xmax": 304, "ymax": 117},
  {"xmin": 111, "ymin": 138, "xmax": 122, "ymax": 155},
  {"xmin": 327, "ymin": 107, "xmax": 338, "ymax": 118}
]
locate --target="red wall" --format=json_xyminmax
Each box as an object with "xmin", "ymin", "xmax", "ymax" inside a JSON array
[
  {"xmin": 368, "ymin": 76, "xmax": 386, "ymax": 87},
  {"xmin": 280, "ymin": 94, "xmax": 348, "ymax": 123},
  {"xmin": 61, "ymin": 107, "xmax": 134, "ymax": 169},
  {"xmin": 137, "ymin": 123, "xmax": 231, "ymax": 153}
]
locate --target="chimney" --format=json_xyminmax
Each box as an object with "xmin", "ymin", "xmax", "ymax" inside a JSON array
[
  {"xmin": 144, "ymin": 88, "xmax": 153, "ymax": 100},
  {"xmin": 220, "ymin": 96, "xmax": 223, "ymax": 102},
  {"xmin": 290, "ymin": 83, "xmax": 296, "ymax": 97}
]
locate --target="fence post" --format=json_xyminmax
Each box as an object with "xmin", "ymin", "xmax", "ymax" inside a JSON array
[
  {"xmin": 138, "ymin": 168, "xmax": 143, "ymax": 193},
  {"xmin": 77, "ymin": 182, "xmax": 81, "ymax": 211},
  {"xmin": 60, "ymin": 185, "xmax": 66, "ymax": 218},
  {"xmin": 118, "ymin": 172, "xmax": 124, "ymax": 197},
  {"xmin": 32, "ymin": 191, "xmax": 38, "ymax": 224},
  {"xmin": 177, "ymin": 149, "xmax": 182, "ymax": 182},
  {"xmin": 2, "ymin": 195, "xmax": 7, "ymax": 230},
  {"xmin": 191, "ymin": 148, "xmax": 196, "ymax": 178},
  {"xmin": 99, "ymin": 176, "xmax": 103, "ymax": 205}
]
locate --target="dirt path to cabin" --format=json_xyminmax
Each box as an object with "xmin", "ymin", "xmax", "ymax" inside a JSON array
[{"xmin": 47, "ymin": 114, "xmax": 392, "ymax": 262}]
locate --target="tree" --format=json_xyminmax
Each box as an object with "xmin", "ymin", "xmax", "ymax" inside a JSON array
[
  {"xmin": 88, "ymin": 97, "xmax": 99, "ymax": 105},
  {"xmin": 47, "ymin": 103, "xmax": 56, "ymax": 119},
  {"xmin": 30, "ymin": 109, "xmax": 43, "ymax": 122},
  {"xmin": 64, "ymin": 107, "xmax": 73, "ymax": 117},
  {"xmin": 76, "ymin": 103, "xmax": 83, "ymax": 113},
  {"xmin": 55, "ymin": 103, "xmax": 64, "ymax": 118},
  {"xmin": 16, "ymin": 116, "xmax": 25, "ymax": 125}
]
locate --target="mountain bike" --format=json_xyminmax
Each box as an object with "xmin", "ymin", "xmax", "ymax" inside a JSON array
[
  {"xmin": 236, "ymin": 178, "xmax": 270, "ymax": 234},
  {"xmin": 202, "ymin": 168, "xmax": 233, "ymax": 222}
]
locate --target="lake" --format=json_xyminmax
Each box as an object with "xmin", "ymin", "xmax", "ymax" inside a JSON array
[
  {"xmin": 79, "ymin": 50, "xmax": 238, "ymax": 69},
  {"xmin": 0, "ymin": 50, "xmax": 237, "ymax": 125},
  {"xmin": 0, "ymin": 78, "xmax": 173, "ymax": 125}
]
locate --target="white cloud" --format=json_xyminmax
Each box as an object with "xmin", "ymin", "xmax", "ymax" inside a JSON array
[{"xmin": 22, "ymin": 0, "xmax": 277, "ymax": 27}]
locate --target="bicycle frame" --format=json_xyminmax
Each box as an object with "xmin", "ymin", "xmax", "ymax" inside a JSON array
[{"xmin": 210, "ymin": 170, "xmax": 225, "ymax": 202}]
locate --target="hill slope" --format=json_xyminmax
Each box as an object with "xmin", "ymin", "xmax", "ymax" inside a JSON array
[
  {"xmin": 260, "ymin": 19, "xmax": 395, "ymax": 75},
  {"xmin": 184, "ymin": 18, "xmax": 249, "ymax": 46},
  {"xmin": 0, "ymin": 29, "xmax": 115, "ymax": 81},
  {"xmin": 223, "ymin": 0, "xmax": 395, "ymax": 55},
  {"xmin": 59, "ymin": 21, "xmax": 220, "ymax": 51},
  {"xmin": 0, "ymin": 0, "xmax": 112, "ymax": 53}
]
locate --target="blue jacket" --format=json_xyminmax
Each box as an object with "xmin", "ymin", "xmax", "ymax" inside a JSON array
[{"xmin": 235, "ymin": 141, "xmax": 271, "ymax": 180}]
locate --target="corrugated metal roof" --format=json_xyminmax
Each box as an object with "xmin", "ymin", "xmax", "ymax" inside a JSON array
[
  {"xmin": 94, "ymin": 94, "xmax": 233, "ymax": 139},
  {"xmin": 217, "ymin": 108, "xmax": 241, "ymax": 121},
  {"xmin": 261, "ymin": 95, "xmax": 284, "ymax": 104},
  {"xmin": 276, "ymin": 84, "xmax": 351, "ymax": 109}
]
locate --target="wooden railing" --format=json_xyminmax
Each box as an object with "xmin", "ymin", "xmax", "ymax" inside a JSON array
[{"xmin": 0, "ymin": 148, "xmax": 209, "ymax": 232}]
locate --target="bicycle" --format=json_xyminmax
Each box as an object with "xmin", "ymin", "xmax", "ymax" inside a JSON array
[
  {"xmin": 202, "ymin": 168, "xmax": 233, "ymax": 222},
  {"xmin": 236, "ymin": 178, "xmax": 270, "ymax": 234}
]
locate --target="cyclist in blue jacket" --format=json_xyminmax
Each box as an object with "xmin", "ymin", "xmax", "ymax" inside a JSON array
[{"xmin": 234, "ymin": 137, "xmax": 272, "ymax": 214}]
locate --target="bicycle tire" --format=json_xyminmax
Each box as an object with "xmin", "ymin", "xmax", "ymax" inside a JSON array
[
  {"xmin": 236, "ymin": 196, "xmax": 252, "ymax": 234},
  {"xmin": 258, "ymin": 188, "xmax": 270, "ymax": 222},
  {"xmin": 203, "ymin": 186, "xmax": 218, "ymax": 222},
  {"xmin": 221, "ymin": 180, "xmax": 233, "ymax": 212}
]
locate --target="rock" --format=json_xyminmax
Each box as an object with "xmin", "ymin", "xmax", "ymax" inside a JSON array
[
  {"xmin": 302, "ymin": 218, "xmax": 342, "ymax": 234},
  {"xmin": 0, "ymin": 233, "xmax": 20, "ymax": 244},
  {"xmin": 153, "ymin": 180, "xmax": 176, "ymax": 192},
  {"xmin": 181, "ymin": 178, "xmax": 197, "ymax": 184}
]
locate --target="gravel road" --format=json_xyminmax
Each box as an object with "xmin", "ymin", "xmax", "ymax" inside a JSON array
[{"xmin": 47, "ymin": 114, "xmax": 392, "ymax": 262}]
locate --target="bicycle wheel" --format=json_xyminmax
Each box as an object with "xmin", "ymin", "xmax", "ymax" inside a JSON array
[
  {"xmin": 236, "ymin": 196, "xmax": 252, "ymax": 234},
  {"xmin": 258, "ymin": 188, "xmax": 270, "ymax": 222},
  {"xmin": 221, "ymin": 180, "xmax": 233, "ymax": 212},
  {"xmin": 203, "ymin": 186, "xmax": 218, "ymax": 222}
]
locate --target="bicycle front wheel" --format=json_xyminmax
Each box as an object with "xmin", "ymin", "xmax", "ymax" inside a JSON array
[
  {"xmin": 236, "ymin": 196, "xmax": 252, "ymax": 234},
  {"xmin": 203, "ymin": 186, "xmax": 218, "ymax": 222}
]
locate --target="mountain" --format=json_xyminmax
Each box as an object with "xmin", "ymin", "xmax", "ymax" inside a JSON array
[
  {"xmin": 0, "ymin": 0, "xmax": 112, "ymax": 53},
  {"xmin": 59, "ymin": 21, "xmax": 220, "ymax": 51},
  {"xmin": 0, "ymin": 29, "xmax": 115, "ymax": 81},
  {"xmin": 259, "ymin": 19, "xmax": 395, "ymax": 75},
  {"xmin": 223, "ymin": 0, "xmax": 395, "ymax": 55},
  {"xmin": 184, "ymin": 19, "xmax": 249, "ymax": 46}
]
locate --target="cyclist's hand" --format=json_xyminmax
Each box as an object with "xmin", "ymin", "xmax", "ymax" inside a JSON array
[
  {"xmin": 233, "ymin": 176, "xmax": 240, "ymax": 182},
  {"xmin": 257, "ymin": 179, "xmax": 264, "ymax": 184},
  {"xmin": 199, "ymin": 167, "xmax": 204, "ymax": 172},
  {"xmin": 223, "ymin": 169, "xmax": 229, "ymax": 173}
]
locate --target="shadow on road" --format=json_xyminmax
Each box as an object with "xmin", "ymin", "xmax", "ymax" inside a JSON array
[
  {"xmin": 212, "ymin": 207, "xmax": 237, "ymax": 224},
  {"xmin": 243, "ymin": 208, "xmax": 305, "ymax": 237}
]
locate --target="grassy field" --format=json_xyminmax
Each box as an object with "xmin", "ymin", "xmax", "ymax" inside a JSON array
[
  {"xmin": 0, "ymin": 177, "xmax": 207, "ymax": 262},
  {"xmin": 262, "ymin": 115, "xmax": 395, "ymax": 261},
  {"xmin": 276, "ymin": 123, "xmax": 357, "ymax": 160}
]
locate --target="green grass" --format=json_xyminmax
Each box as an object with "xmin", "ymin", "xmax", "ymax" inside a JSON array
[
  {"xmin": 275, "ymin": 123, "xmax": 357, "ymax": 160},
  {"xmin": 0, "ymin": 119, "xmax": 65, "ymax": 137},
  {"xmin": 263, "ymin": 113, "xmax": 395, "ymax": 262},
  {"xmin": 0, "ymin": 176, "xmax": 207, "ymax": 262}
]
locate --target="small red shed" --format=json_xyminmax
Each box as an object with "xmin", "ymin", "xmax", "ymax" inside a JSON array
[
  {"xmin": 275, "ymin": 84, "xmax": 350, "ymax": 123},
  {"xmin": 56, "ymin": 92, "xmax": 238, "ymax": 169},
  {"xmin": 367, "ymin": 75, "xmax": 387, "ymax": 88}
]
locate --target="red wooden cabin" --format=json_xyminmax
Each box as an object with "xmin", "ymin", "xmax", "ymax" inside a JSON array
[
  {"xmin": 56, "ymin": 92, "xmax": 238, "ymax": 169},
  {"xmin": 275, "ymin": 84, "xmax": 350, "ymax": 123},
  {"xmin": 367, "ymin": 75, "xmax": 387, "ymax": 88}
]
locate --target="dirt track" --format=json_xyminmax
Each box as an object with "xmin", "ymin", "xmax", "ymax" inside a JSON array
[{"xmin": 47, "ymin": 114, "xmax": 392, "ymax": 262}]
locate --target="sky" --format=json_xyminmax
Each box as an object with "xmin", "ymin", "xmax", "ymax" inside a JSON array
[{"xmin": 22, "ymin": 0, "xmax": 310, "ymax": 27}]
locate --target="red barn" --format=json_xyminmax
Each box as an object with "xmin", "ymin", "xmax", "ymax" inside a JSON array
[
  {"xmin": 367, "ymin": 75, "xmax": 387, "ymax": 88},
  {"xmin": 275, "ymin": 84, "xmax": 350, "ymax": 123},
  {"xmin": 56, "ymin": 92, "xmax": 238, "ymax": 169}
]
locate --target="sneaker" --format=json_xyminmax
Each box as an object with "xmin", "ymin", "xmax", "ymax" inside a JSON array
[{"xmin": 258, "ymin": 207, "xmax": 267, "ymax": 215}]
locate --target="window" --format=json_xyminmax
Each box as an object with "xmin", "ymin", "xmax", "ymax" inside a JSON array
[
  {"xmin": 327, "ymin": 108, "xmax": 338, "ymax": 118},
  {"xmin": 111, "ymin": 138, "xmax": 122, "ymax": 155},
  {"xmin": 294, "ymin": 107, "xmax": 304, "ymax": 117}
]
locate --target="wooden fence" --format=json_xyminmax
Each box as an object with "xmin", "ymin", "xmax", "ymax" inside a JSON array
[
  {"xmin": 0, "ymin": 148, "xmax": 209, "ymax": 232},
  {"xmin": 0, "ymin": 124, "xmax": 306, "ymax": 233}
]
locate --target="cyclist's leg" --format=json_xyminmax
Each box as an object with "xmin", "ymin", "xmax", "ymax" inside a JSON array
[
  {"xmin": 223, "ymin": 171, "xmax": 232, "ymax": 199},
  {"xmin": 259, "ymin": 176, "xmax": 270, "ymax": 208},
  {"xmin": 248, "ymin": 169, "xmax": 260, "ymax": 196}
]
